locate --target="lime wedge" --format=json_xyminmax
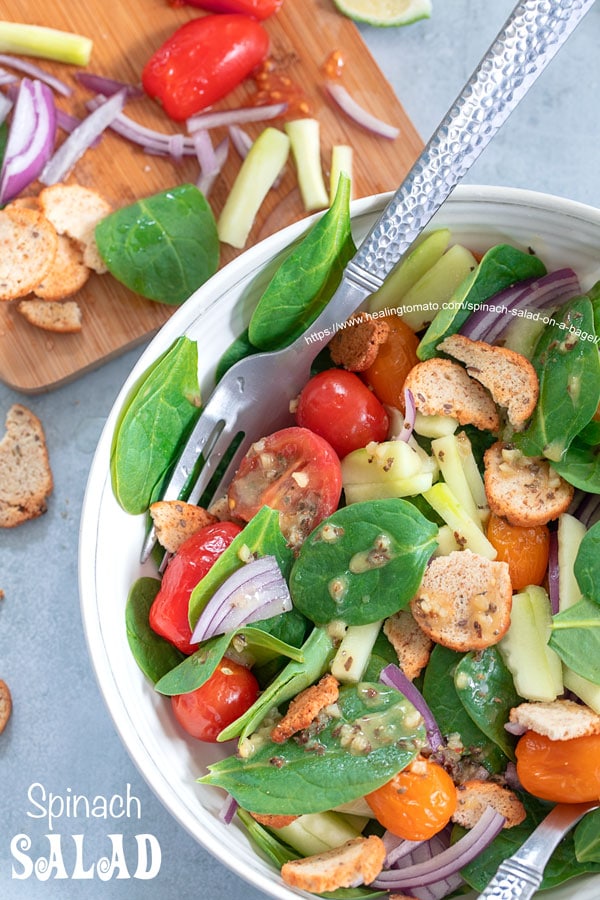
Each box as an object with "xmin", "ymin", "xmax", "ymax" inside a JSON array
[{"xmin": 333, "ymin": 0, "xmax": 432, "ymax": 27}]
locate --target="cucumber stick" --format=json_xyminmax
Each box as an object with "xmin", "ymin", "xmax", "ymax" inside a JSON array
[
  {"xmin": 330, "ymin": 621, "xmax": 383, "ymax": 683},
  {"xmin": 557, "ymin": 513, "xmax": 587, "ymax": 610},
  {"xmin": 423, "ymin": 482, "xmax": 497, "ymax": 558},
  {"xmin": 272, "ymin": 811, "xmax": 365, "ymax": 856},
  {"xmin": 0, "ymin": 21, "xmax": 92, "ymax": 64},
  {"xmin": 431, "ymin": 433, "xmax": 483, "ymax": 531},
  {"xmin": 499, "ymin": 586, "xmax": 563, "ymax": 701},
  {"xmin": 285, "ymin": 119, "xmax": 329, "ymax": 212},
  {"xmin": 368, "ymin": 228, "xmax": 450, "ymax": 314}
]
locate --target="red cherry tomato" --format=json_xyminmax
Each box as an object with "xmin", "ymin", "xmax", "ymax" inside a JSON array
[
  {"xmin": 149, "ymin": 521, "xmax": 242, "ymax": 654},
  {"xmin": 362, "ymin": 316, "xmax": 420, "ymax": 411},
  {"xmin": 172, "ymin": 0, "xmax": 283, "ymax": 19},
  {"xmin": 171, "ymin": 659, "xmax": 259, "ymax": 742},
  {"xmin": 227, "ymin": 426, "xmax": 342, "ymax": 544},
  {"xmin": 366, "ymin": 758, "xmax": 457, "ymax": 841},
  {"xmin": 142, "ymin": 15, "xmax": 270, "ymax": 121},
  {"xmin": 295, "ymin": 369, "xmax": 389, "ymax": 458},
  {"xmin": 516, "ymin": 730, "xmax": 600, "ymax": 803}
]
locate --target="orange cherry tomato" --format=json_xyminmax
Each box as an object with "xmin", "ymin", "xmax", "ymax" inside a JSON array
[
  {"xmin": 486, "ymin": 512, "xmax": 550, "ymax": 591},
  {"xmin": 516, "ymin": 730, "xmax": 600, "ymax": 803},
  {"xmin": 362, "ymin": 315, "xmax": 420, "ymax": 412},
  {"xmin": 365, "ymin": 757, "xmax": 457, "ymax": 840}
]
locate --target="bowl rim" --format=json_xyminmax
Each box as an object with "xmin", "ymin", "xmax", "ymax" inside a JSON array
[{"xmin": 79, "ymin": 183, "xmax": 600, "ymax": 900}]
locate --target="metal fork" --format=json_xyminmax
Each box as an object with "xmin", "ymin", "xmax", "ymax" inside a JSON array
[{"xmin": 141, "ymin": 0, "xmax": 596, "ymax": 562}]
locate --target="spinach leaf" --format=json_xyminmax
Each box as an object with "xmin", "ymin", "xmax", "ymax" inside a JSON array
[
  {"xmin": 549, "ymin": 597, "xmax": 600, "ymax": 683},
  {"xmin": 248, "ymin": 174, "xmax": 356, "ymax": 350},
  {"xmin": 110, "ymin": 336, "xmax": 201, "ymax": 514},
  {"xmin": 215, "ymin": 327, "xmax": 257, "ymax": 381},
  {"xmin": 95, "ymin": 183, "xmax": 219, "ymax": 305},
  {"xmin": 551, "ymin": 436, "xmax": 600, "ymax": 493},
  {"xmin": 454, "ymin": 647, "xmax": 519, "ymax": 761},
  {"xmin": 125, "ymin": 577, "xmax": 185, "ymax": 683},
  {"xmin": 422, "ymin": 644, "xmax": 507, "ymax": 773},
  {"xmin": 417, "ymin": 245, "xmax": 547, "ymax": 360},
  {"xmin": 574, "ymin": 519, "xmax": 600, "ymax": 603},
  {"xmin": 154, "ymin": 627, "xmax": 304, "ymax": 696},
  {"xmin": 514, "ymin": 297, "xmax": 600, "ymax": 461},
  {"xmin": 575, "ymin": 809, "xmax": 600, "ymax": 862},
  {"xmin": 201, "ymin": 682, "xmax": 426, "ymax": 815},
  {"xmin": 188, "ymin": 506, "xmax": 294, "ymax": 628},
  {"xmin": 289, "ymin": 499, "xmax": 438, "ymax": 627}
]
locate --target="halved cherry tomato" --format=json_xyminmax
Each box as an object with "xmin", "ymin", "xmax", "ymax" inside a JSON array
[
  {"xmin": 149, "ymin": 521, "xmax": 242, "ymax": 654},
  {"xmin": 227, "ymin": 426, "xmax": 342, "ymax": 544},
  {"xmin": 295, "ymin": 369, "xmax": 389, "ymax": 458},
  {"xmin": 362, "ymin": 316, "xmax": 420, "ymax": 411},
  {"xmin": 172, "ymin": 0, "xmax": 283, "ymax": 19},
  {"xmin": 142, "ymin": 15, "xmax": 270, "ymax": 121},
  {"xmin": 366, "ymin": 757, "xmax": 457, "ymax": 840},
  {"xmin": 486, "ymin": 512, "xmax": 550, "ymax": 591},
  {"xmin": 516, "ymin": 730, "xmax": 600, "ymax": 802},
  {"xmin": 171, "ymin": 658, "xmax": 259, "ymax": 742}
]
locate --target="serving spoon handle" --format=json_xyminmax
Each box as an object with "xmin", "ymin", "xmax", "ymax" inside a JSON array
[{"xmin": 476, "ymin": 800, "xmax": 600, "ymax": 899}]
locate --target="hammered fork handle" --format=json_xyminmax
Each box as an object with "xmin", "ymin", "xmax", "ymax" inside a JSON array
[{"xmin": 342, "ymin": 0, "xmax": 597, "ymax": 298}]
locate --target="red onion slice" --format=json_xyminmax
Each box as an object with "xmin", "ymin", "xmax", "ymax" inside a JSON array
[
  {"xmin": 371, "ymin": 806, "xmax": 505, "ymax": 889},
  {"xmin": 325, "ymin": 81, "xmax": 399, "ymax": 139},
  {"xmin": 228, "ymin": 124, "xmax": 253, "ymax": 159},
  {"xmin": 40, "ymin": 89, "xmax": 127, "ymax": 185},
  {"xmin": 548, "ymin": 530, "xmax": 561, "ymax": 615},
  {"xmin": 0, "ymin": 91, "xmax": 12, "ymax": 124},
  {"xmin": 190, "ymin": 555, "xmax": 292, "ymax": 644},
  {"xmin": 218, "ymin": 793, "xmax": 239, "ymax": 825},
  {"xmin": 380, "ymin": 663, "xmax": 445, "ymax": 752},
  {"xmin": 397, "ymin": 388, "xmax": 416, "ymax": 442},
  {"xmin": 186, "ymin": 102, "xmax": 287, "ymax": 133},
  {"xmin": 86, "ymin": 97, "xmax": 198, "ymax": 156},
  {"xmin": 0, "ymin": 53, "xmax": 71, "ymax": 96},
  {"xmin": 0, "ymin": 68, "xmax": 18, "ymax": 87},
  {"xmin": 197, "ymin": 137, "xmax": 229, "ymax": 197},
  {"xmin": 75, "ymin": 71, "xmax": 143, "ymax": 98},
  {"xmin": 0, "ymin": 78, "xmax": 56, "ymax": 204}
]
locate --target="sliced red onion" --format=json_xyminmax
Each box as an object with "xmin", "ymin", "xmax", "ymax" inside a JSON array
[
  {"xmin": 548, "ymin": 531, "xmax": 560, "ymax": 615},
  {"xmin": 371, "ymin": 806, "xmax": 505, "ymax": 889},
  {"xmin": 40, "ymin": 89, "xmax": 127, "ymax": 185},
  {"xmin": 0, "ymin": 68, "xmax": 18, "ymax": 87},
  {"xmin": 0, "ymin": 53, "xmax": 71, "ymax": 96},
  {"xmin": 186, "ymin": 101, "xmax": 287, "ymax": 134},
  {"xmin": 325, "ymin": 81, "xmax": 399, "ymax": 140},
  {"xmin": 75, "ymin": 71, "xmax": 143, "ymax": 98},
  {"xmin": 504, "ymin": 720, "xmax": 527, "ymax": 736},
  {"xmin": 192, "ymin": 128, "xmax": 218, "ymax": 176},
  {"xmin": 228, "ymin": 124, "xmax": 253, "ymax": 159},
  {"xmin": 397, "ymin": 388, "xmax": 416, "ymax": 443},
  {"xmin": 218, "ymin": 793, "xmax": 238, "ymax": 825},
  {"xmin": 383, "ymin": 832, "xmax": 425, "ymax": 868},
  {"xmin": 197, "ymin": 137, "xmax": 229, "ymax": 197},
  {"xmin": 385, "ymin": 830, "xmax": 465, "ymax": 899},
  {"xmin": 0, "ymin": 91, "xmax": 12, "ymax": 124},
  {"xmin": 571, "ymin": 491, "xmax": 600, "ymax": 528},
  {"xmin": 0, "ymin": 78, "xmax": 56, "ymax": 204},
  {"xmin": 459, "ymin": 268, "xmax": 581, "ymax": 344},
  {"xmin": 86, "ymin": 97, "xmax": 198, "ymax": 156},
  {"xmin": 380, "ymin": 663, "xmax": 445, "ymax": 752},
  {"xmin": 190, "ymin": 555, "xmax": 292, "ymax": 644}
]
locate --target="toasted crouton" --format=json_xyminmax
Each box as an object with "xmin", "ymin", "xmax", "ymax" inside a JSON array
[
  {"xmin": 484, "ymin": 442, "xmax": 574, "ymax": 527},
  {"xmin": 410, "ymin": 549, "xmax": 512, "ymax": 651},
  {"xmin": 509, "ymin": 699, "xmax": 600, "ymax": 741},
  {"xmin": 438, "ymin": 334, "xmax": 539, "ymax": 430},
  {"xmin": 0, "ymin": 207, "xmax": 58, "ymax": 300},
  {"xmin": 452, "ymin": 780, "xmax": 526, "ymax": 829},
  {"xmin": 33, "ymin": 234, "xmax": 90, "ymax": 300},
  {"xmin": 249, "ymin": 812, "xmax": 299, "ymax": 829},
  {"xmin": 383, "ymin": 609, "xmax": 432, "ymax": 681},
  {"xmin": 281, "ymin": 835, "xmax": 386, "ymax": 894},
  {"xmin": 0, "ymin": 404, "xmax": 53, "ymax": 528},
  {"xmin": 270, "ymin": 674, "xmax": 340, "ymax": 744},
  {"xmin": 403, "ymin": 358, "xmax": 500, "ymax": 432},
  {"xmin": 0, "ymin": 679, "xmax": 12, "ymax": 734},
  {"xmin": 149, "ymin": 501, "xmax": 218, "ymax": 554},
  {"xmin": 17, "ymin": 299, "xmax": 82, "ymax": 333},
  {"xmin": 329, "ymin": 312, "xmax": 391, "ymax": 372},
  {"xmin": 39, "ymin": 183, "xmax": 112, "ymax": 274}
]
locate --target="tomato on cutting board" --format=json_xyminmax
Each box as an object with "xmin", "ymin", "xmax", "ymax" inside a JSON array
[
  {"xmin": 173, "ymin": 0, "xmax": 283, "ymax": 18},
  {"xmin": 227, "ymin": 426, "xmax": 343, "ymax": 545},
  {"xmin": 171, "ymin": 659, "xmax": 259, "ymax": 742},
  {"xmin": 142, "ymin": 15, "xmax": 270, "ymax": 121},
  {"xmin": 149, "ymin": 521, "xmax": 242, "ymax": 654},
  {"xmin": 295, "ymin": 369, "xmax": 389, "ymax": 458}
]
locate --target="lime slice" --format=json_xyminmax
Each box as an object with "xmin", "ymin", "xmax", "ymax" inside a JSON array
[{"xmin": 333, "ymin": 0, "xmax": 432, "ymax": 27}]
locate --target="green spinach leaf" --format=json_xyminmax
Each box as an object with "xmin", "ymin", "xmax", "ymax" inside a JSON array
[
  {"xmin": 110, "ymin": 336, "xmax": 201, "ymax": 514},
  {"xmin": 417, "ymin": 244, "xmax": 547, "ymax": 360},
  {"xmin": 188, "ymin": 506, "xmax": 294, "ymax": 628},
  {"xmin": 574, "ymin": 520, "xmax": 600, "ymax": 603},
  {"xmin": 575, "ymin": 808, "xmax": 600, "ymax": 862},
  {"xmin": 201, "ymin": 682, "xmax": 426, "ymax": 815},
  {"xmin": 95, "ymin": 183, "xmax": 219, "ymax": 305},
  {"xmin": 514, "ymin": 297, "xmax": 600, "ymax": 461},
  {"xmin": 125, "ymin": 577, "xmax": 185, "ymax": 683},
  {"xmin": 551, "ymin": 436, "xmax": 600, "ymax": 493},
  {"xmin": 248, "ymin": 174, "xmax": 355, "ymax": 350},
  {"xmin": 289, "ymin": 499, "xmax": 438, "ymax": 626},
  {"xmin": 215, "ymin": 327, "xmax": 257, "ymax": 381},
  {"xmin": 454, "ymin": 647, "xmax": 520, "ymax": 761},
  {"xmin": 549, "ymin": 596, "xmax": 600, "ymax": 683}
]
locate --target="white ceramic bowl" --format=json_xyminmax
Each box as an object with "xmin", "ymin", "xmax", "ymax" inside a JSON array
[{"xmin": 80, "ymin": 185, "xmax": 600, "ymax": 900}]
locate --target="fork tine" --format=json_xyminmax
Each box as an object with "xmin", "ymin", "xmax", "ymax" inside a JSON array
[{"xmin": 197, "ymin": 432, "xmax": 252, "ymax": 509}]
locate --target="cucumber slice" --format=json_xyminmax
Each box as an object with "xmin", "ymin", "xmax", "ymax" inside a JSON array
[
  {"xmin": 396, "ymin": 244, "xmax": 478, "ymax": 332},
  {"xmin": 368, "ymin": 228, "xmax": 450, "ymax": 315},
  {"xmin": 557, "ymin": 513, "xmax": 587, "ymax": 610}
]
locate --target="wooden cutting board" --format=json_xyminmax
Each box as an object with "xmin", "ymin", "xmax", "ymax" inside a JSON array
[{"xmin": 0, "ymin": 0, "xmax": 423, "ymax": 393}]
